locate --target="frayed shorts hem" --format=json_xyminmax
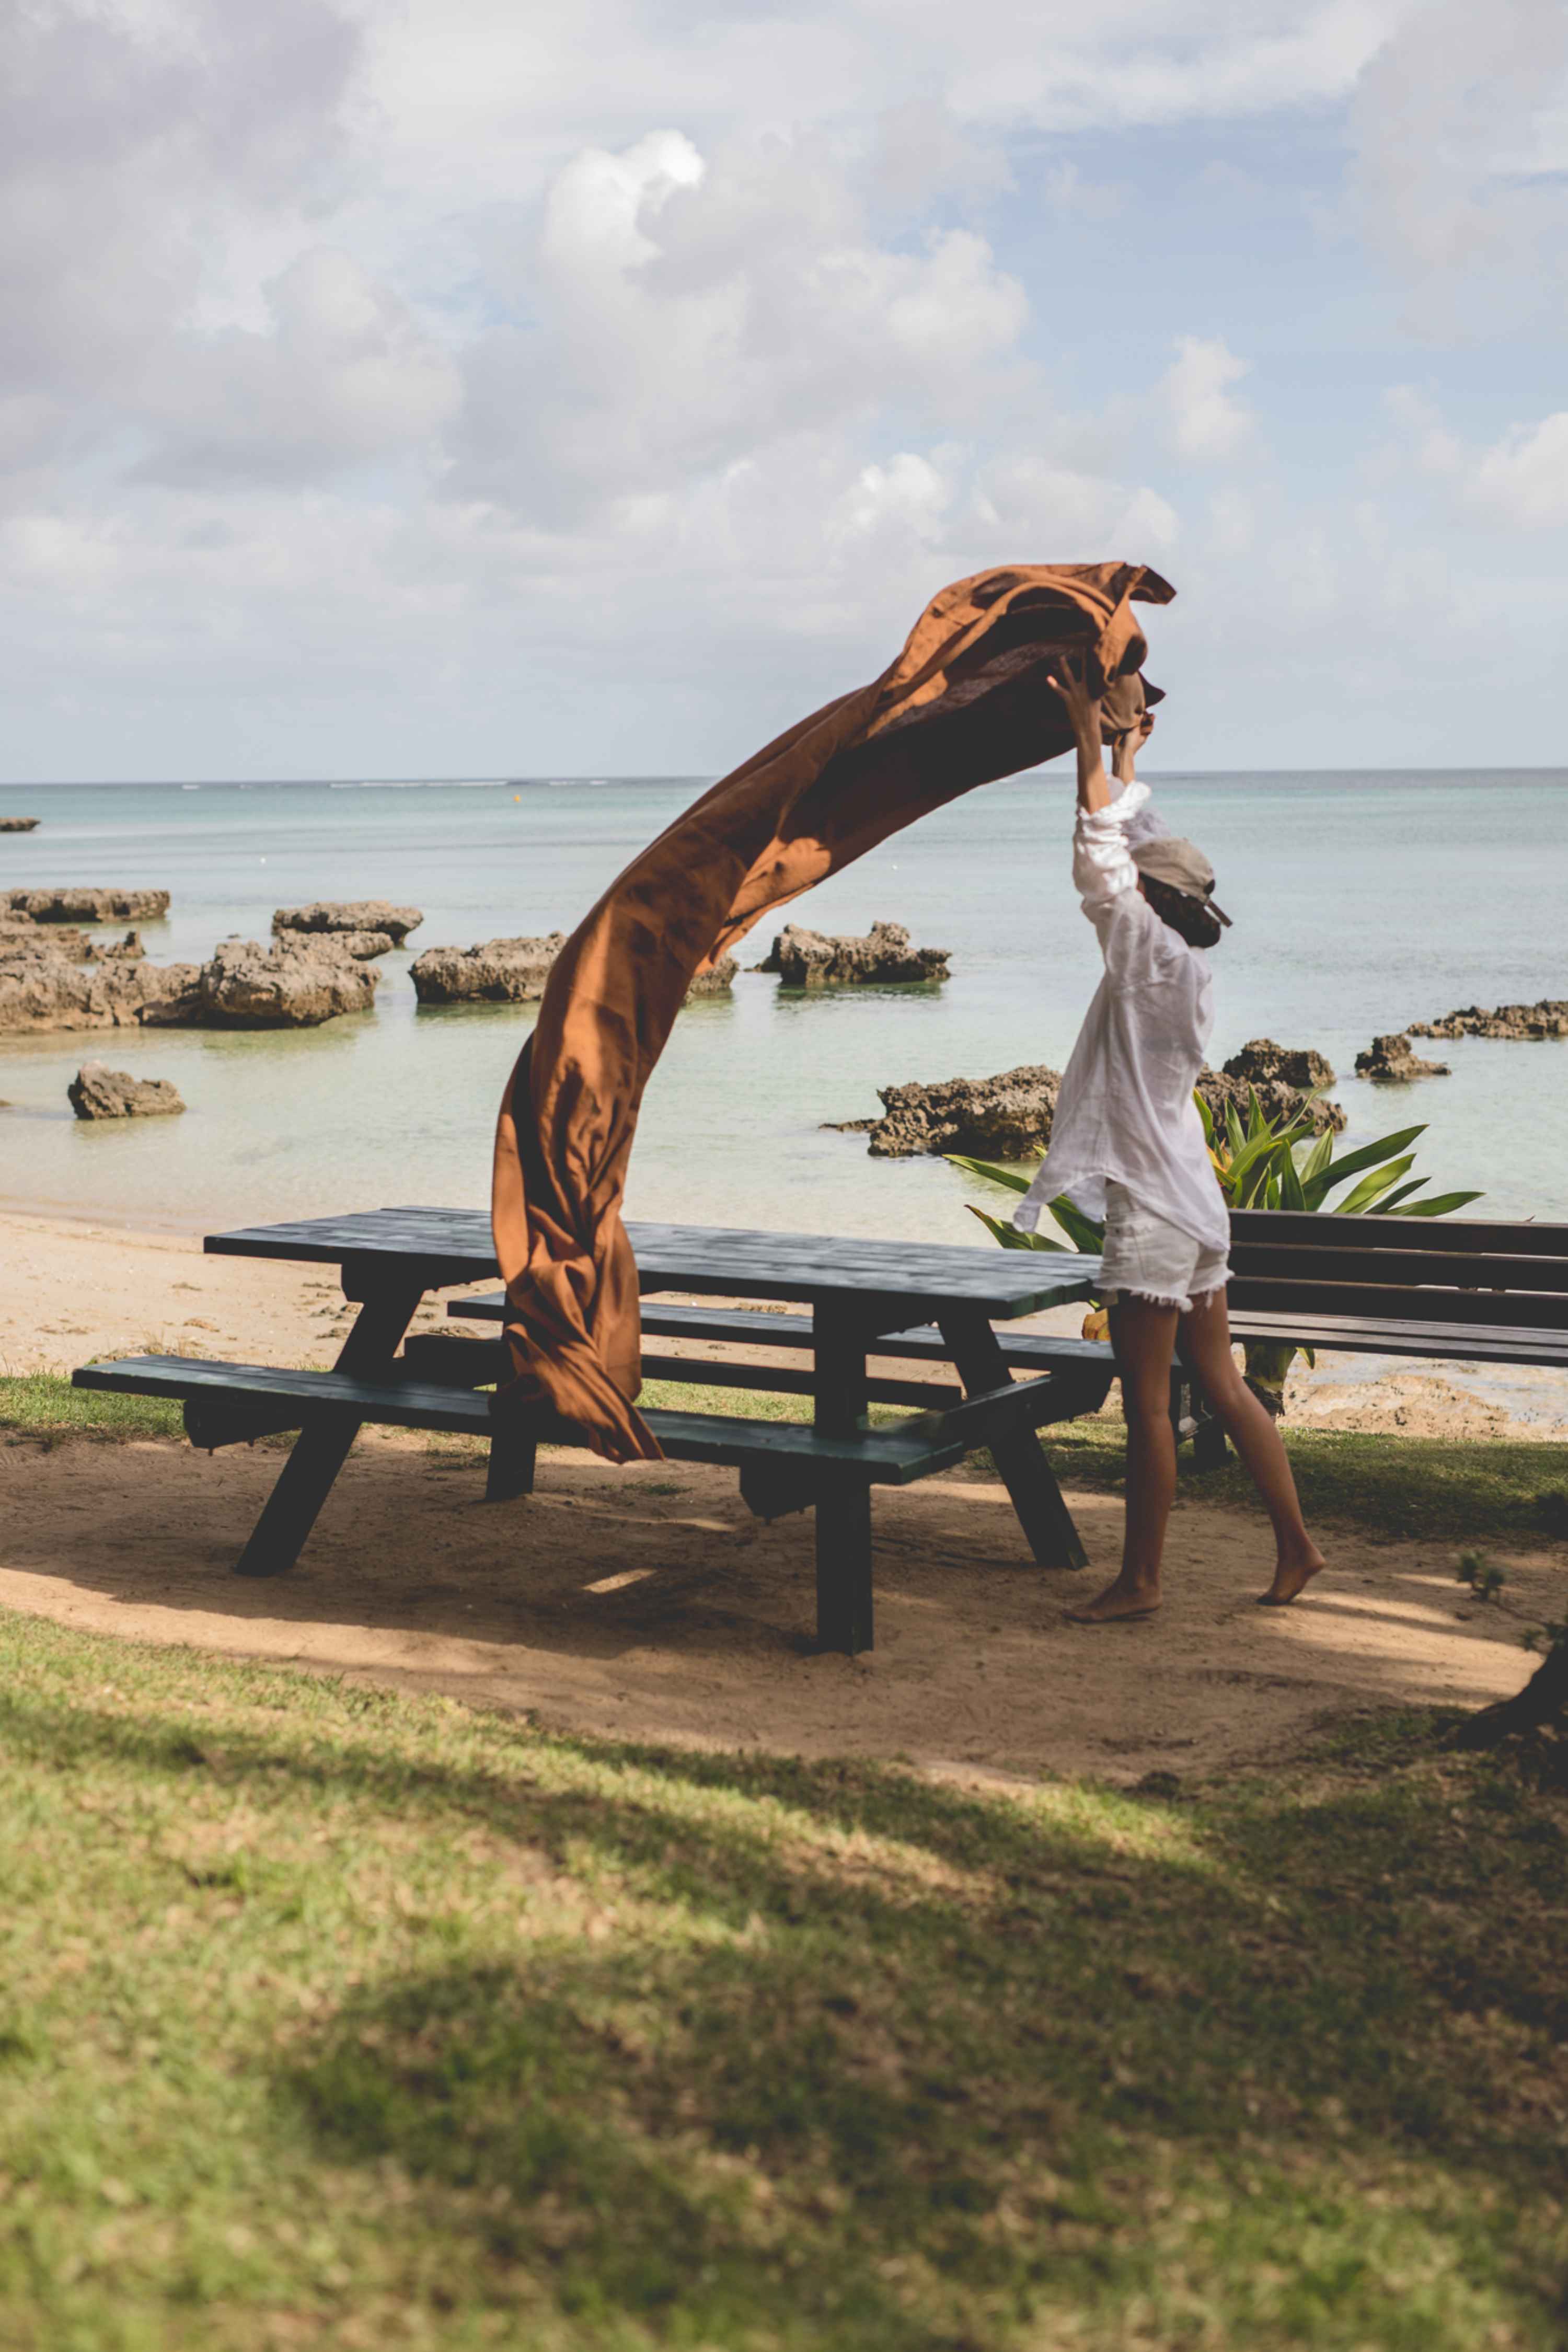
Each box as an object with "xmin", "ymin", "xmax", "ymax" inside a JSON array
[{"xmin": 1101, "ymin": 1278, "xmax": 1228, "ymax": 1317}]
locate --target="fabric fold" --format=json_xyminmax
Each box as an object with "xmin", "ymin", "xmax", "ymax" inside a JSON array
[{"xmin": 491, "ymin": 559, "xmax": 1175, "ymax": 1462}]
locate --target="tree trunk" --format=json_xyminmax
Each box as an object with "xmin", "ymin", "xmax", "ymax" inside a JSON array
[{"xmin": 1447, "ymin": 1642, "xmax": 1568, "ymax": 1748}]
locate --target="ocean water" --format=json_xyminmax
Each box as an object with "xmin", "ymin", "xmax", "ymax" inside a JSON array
[{"xmin": 2, "ymin": 770, "xmax": 1565, "ymax": 1244}]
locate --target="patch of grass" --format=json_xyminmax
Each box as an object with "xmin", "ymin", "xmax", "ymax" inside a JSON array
[
  {"xmin": 1, "ymin": 1611, "xmax": 1567, "ymax": 2350},
  {"xmin": 1035, "ymin": 1415, "xmax": 1568, "ymax": 1546},
  {"xmin": 0, "ymin": 1371, "xmax": 182, "ymax": 1445}
]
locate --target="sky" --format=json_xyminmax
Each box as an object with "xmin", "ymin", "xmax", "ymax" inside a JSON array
[{"xmin": 4, "ymin": 0, "xmax": 1567, "ymax": 782}]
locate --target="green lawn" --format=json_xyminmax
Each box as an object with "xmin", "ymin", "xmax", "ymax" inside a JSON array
[{"xmin": 2, "ymin": 1611, "xmax": 1566, "ymax": 2351}]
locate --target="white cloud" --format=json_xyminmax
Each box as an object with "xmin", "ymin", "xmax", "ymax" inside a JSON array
[
  {"xmin": 1162, "ymin": 337, "xmax": 1254, "ymax": 462},
  {"xmin": 1386, "ymin": 388, "xmax": 1568, "ymax": 529},
  {"xmin": 3, "ymin": 0, "xmax": 1567, "ymax": 779},
  {"xmin": 1349, "ymin": 0, "xmax": 1568, "ymax": 320},
  {"xmin": 138, "ymin": 249, "xmax": 462, "ymax": 486},
  {"xmin": 1385, "ymin": 385, "xmax": 1462, "ymax": 475},
  {"xmin": 1471, "ymin": 414, "xmax": 1568, "ymax": 529}
]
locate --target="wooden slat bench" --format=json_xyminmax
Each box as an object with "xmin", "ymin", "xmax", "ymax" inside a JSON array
[
  {"xmin": 1191, "ymin": 1208, "xmax": 1568, "ymax": 1461},
  {"xmin": 447, "ymin": 1293, "xmax": 1113, "ymax": 1396},
  {"xmin": 75, "ymin": 1353, "xmax": 967, "ymax": 1652}
]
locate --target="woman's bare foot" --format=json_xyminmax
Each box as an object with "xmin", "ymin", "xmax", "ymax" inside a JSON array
[
  {"xmin": 1066, "ymin": 1577, "xmax": 1161, "ymax": 1624},
  {"xmin": 1256, "ymin": 1545, "xmax": 1326, "ymax": 1607}
]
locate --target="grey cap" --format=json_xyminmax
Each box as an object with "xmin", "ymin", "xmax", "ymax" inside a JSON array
[{"xmin": 1131, "ymin": 834, "xmax": 1231, "ymax": 926}]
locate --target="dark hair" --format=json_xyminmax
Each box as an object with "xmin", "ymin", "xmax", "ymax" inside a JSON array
[{"xmin": 1139, "ymin": 872, "xmax": 1223, "ymax": 949}]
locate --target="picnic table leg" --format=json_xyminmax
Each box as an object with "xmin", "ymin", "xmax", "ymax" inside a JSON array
[
  {"xmin": 811, "ymin": 1300, "xmax": 874, "ymax": 1653},
  {"xmin": 234, "ymin": 1279, "xmax": 425, "ymax": 1578},
  {"xmin": 485, "ymin": 1423, "xmax": 537, "ymax": 1502},
  {"xmin": 938, "ymin": 1310, "xmax": 1089, "ymax": 1572},
  {"xmin": 815, "ymin": 1473, "xmax": 874, "ymax": 1655}
]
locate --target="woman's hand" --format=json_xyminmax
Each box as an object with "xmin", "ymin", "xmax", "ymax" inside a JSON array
[
  {"xmin": 1112, "ymin": 708, "xmax": 1155, "ymax": 785},
  {"xmin": 1049, "ymin": 653, "xmax": 1111, "ymax": 812},
  {"xmin": 1046, "ymin": 652, "xmax": 1102, "ymax": 746}
]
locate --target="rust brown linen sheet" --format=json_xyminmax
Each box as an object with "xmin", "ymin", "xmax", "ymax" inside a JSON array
[{"xmin": 492, "ymin": 560, "xmax": 1173, "ymax": 1460}]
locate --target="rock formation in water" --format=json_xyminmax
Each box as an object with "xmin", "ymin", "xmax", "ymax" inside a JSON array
[
  {"xmin": 411, "ymin": 934, "xmax": 568, "ymax": 1003},
  {"xmin": 273, "ymin": 901, "xmax": 423, "ymax": 944},
  {"xmin": 0, "ymin": 929, "xmax": 199, "ymax": 1032},
  {"xmin": 412, "ymin": 932, "xmax": 734, "ymax": 1006},
  {"xmin": 756, "ymin": 919, "xmax": 949, "ymax": 986},
  {"xmin": 68, "ymin": 1063, "xmax": 186, "ymax": 1119},
  {"xmin": 2, "ymin": 886, "xmax": 170, "ymax": 922},
  {"xmin": 1354, "ymin": 1032, "xmax": 1450, "ymax": 1082},
  {"xmin": 0, "ymin": 817, "xmax": 38, "ymax": 832},
  {"xmin": 1221, "ymin": 1037, "xmax": 1336, "ymax": 1090},
  {"xmin": 683, "ymin": 956, "xmax": 739, "ymax": 999},
  {"xmin": 836, "ymin": 1065, "xmax": 1061, "ymax": 1158},
  {"xmin": 1204, "ymin": 1037, "xmax": 1344, "ymax": 1134},
  {"xmin": 1410, "ymin": 1000, "xmax": 1568, "ymax": 1040},
  {"xmin": 144, "ymin": 936, "xmax": 378, "ymax": 1028}
]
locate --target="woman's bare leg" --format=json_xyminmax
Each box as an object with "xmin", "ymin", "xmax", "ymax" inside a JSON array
[
  {"xmin": 1180, "ymin": 1288, "xmax": 1325, "ymax": 1604},
  {"xmin": 1067, "ymin": 1295, "xmax": 1179, "ymax": 1622}
]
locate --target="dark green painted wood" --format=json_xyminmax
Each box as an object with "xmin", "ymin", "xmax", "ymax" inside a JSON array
[
  {"xmin": 1231, "ymin": 1243, "xmax": 1568, "ymax": 1295},
  {"xmin": 72, "ymin": 1358, "xmax": 965, "ymax": 1481},
  {"xmin": 203, "ymin": 1208, "xmax": 1098, "ymax": 1319},
  {"xmin": 936, "ymin": 1308, "xmax": 1092, "ymax": 1573},
  {"xmin": 1226, "ymin": 1277, "xmax": 1568, "ymax": 1330},
  {"xmin": 1230, "ymin": 1209, "xmax": 1568, "ymax": 1258},
  {"xmin": 815, "ymin": 1472, "xmax": 873, "ymax": 1655},
  {"xmin": 449, "ymin": 1292, "xmax": 1116, "ymax": 1375},
  {"xmin": 1224, "ymin": 1311, "xmax": 1568, "ymax": 1366},
  {"xmin": 232, "ymin": 1279, "xmax": 424, "ymax": 1577}
]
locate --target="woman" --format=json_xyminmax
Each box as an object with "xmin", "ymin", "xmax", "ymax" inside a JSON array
[{"xmin": 1014, "ymin": 656, "xmax": 1324, "ymax": 1622}]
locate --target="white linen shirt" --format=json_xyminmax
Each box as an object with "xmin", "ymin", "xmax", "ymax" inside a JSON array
[{"xmin": 1013, "ymin": 779, "xmax": 1229, "ymax": 1252}]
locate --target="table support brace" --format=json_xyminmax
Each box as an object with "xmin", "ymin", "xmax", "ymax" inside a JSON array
[
  {"xmin": 938, "ymin": 1310, "xmax": 1088, "ymax": 1572},
  {"xmin": 233, "ymin": 1281, "xmax": 425, "ymax": 1578}
]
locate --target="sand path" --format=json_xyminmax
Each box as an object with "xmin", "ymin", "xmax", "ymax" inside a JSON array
[{"xmin": 2, "ymin": 1426, "xmax": 1557, "ymax": 1784}]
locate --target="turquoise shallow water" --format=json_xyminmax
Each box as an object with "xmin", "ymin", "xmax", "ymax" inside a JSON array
[{"xmin": 2, "ymin": 770, "xmax": 1564, "ymax": 1242}]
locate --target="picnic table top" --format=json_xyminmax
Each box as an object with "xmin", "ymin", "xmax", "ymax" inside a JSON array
[{"xmin": 204, "ymin": 1206, "xmax": 1100, "ymax": 1319}]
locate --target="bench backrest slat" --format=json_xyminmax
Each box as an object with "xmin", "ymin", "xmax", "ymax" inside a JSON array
[
  {"xmin": 1228, "ymin": 1209, "xmax": 1568, "ymax": 1257},
  {"xmin": 1226, "ymin": 1276, "xmax": 1568, "ymax": 1330},
  {"xmin": 1227, "ymin": 1243, "xmax": 1568, "ymax": 1295}
]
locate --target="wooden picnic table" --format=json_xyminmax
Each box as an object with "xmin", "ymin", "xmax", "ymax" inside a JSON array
[{"xmin": 75, "ymin": 1209, "xmax": 1108, "ymax": 1653}]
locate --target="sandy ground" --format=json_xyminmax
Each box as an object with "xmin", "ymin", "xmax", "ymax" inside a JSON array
[
  {"xmin": 0, "ymin": 1427, "xmax": 1559, "ymax": 1784},
  {"xmin": 1, "ymin": 1206, "xmax": 1562, "ymax": 1785}
]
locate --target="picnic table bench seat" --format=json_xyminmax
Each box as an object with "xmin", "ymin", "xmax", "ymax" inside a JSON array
[
  {"xmin": 75, "ymin": 1352, "xmax": 975, "ymax": 1651},
  {"xmin": 445, "ymin": 1293, "xmax": 1114, "ymax": 1401}
]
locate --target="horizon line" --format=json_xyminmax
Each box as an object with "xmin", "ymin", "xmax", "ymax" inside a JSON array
[{"xmin": 7, "ymin": 763, "xmax": 1568, "ymax": 791}]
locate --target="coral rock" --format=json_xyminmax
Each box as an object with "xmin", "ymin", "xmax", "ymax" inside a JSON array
[
  {"xmin": 410, "ymin": 935, "xmax": 567, "ymax": 1004},
  {"xmin": 68, "ymin": 1064, "xmax": 186, "ymax": 1120},
  {"xmin": 273, "ymin": 901, "xmax": 423, "ymax": 944},
  {"xmin": 141, "ymin": 937, "xmax": 377, "ymax": 1028},
  {"xmin": 1354, "ymin": 1032, "xmax": 1450, "ymax": 1082},
  {"xmin": 1410, "ymin": 999, "xmax": 1568, "ymax": 1041},
  {"xmin": 757, "ymin": 919, "xmax": 949, "ymax": 987},
  {"xmin": 840, "ymin": 1065, "xmax": 1061, "ymax": 1159},
  {"xmin": 1221, "ymin": 1037, "xmax": 1336, "ymax": 1090},
  {"xmin": 2, "ymin": 886, "xmax": 170, "ymax": 922}
]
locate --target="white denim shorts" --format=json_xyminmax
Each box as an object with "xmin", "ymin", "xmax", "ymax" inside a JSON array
[{"xmin": 1099, "ymin": 1181, "xmax": 1230, "ymax": 1315}]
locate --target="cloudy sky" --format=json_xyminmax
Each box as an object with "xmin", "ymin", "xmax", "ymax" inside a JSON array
[{"xmin": 5, "ymin": 0, "xmax": 1566, "ymax": 780}]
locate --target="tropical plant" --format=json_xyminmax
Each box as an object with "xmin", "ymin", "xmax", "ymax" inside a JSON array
[{"xmin": 950, "ymin": 1090, "xmax": 1483, "ymax": 1416}]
